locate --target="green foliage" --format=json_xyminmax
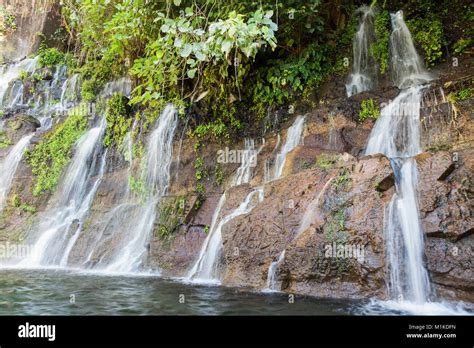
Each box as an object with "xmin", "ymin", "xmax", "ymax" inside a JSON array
[
  {"xmin": 18, "ymin": 69, "xmax": 28, "ymax": 81},
  {"xmin": 448, "ymin": 87, "xmax": 473, "ymax": 104},
  {"xmin": 251, "ymin": 43, "xmax": 329, "ymax": 117},
  {"xmin": 359, "ymin": 98, "xmax": 380, "ymax": 122},
  {"xmin": 104, "ymin": 93, "xmax": 132, "ymax": 148},
  {"xmin": 407, "ymin": 17, "xmax": 444, "ymax": 66},
  {"xmin": 79, "ymin": 58, "xmax": 113, "ymax": 102},
  {"xmin": 26, "ymin": 106, "xmax": 88, "ymax": 196},
  {"xmin": 0, "ymin": 5, "xmax": 16, "ymax": 39},
  {"xmin": 38, "ymin": 46, "xmax": 65, "ymax": 68},
  {"xmin": 194, "ymin": 156, "xmax": 205, "ymax": 181},
  {"xmin": 333, "ymin": 169, "xmax": 352, "ymax": 191},
  {"xmin": 0, "ymin": 130, "xmax": 12, "ymax": 148},
  {"xmin": 370, "ymin": 9, "xmax": 390, "ymax": 74},
  {"xmin": 214, "ymin": 163, "xmax": 224, "ymax": 186},
  {"xmin": 155, "ymin": 196, "xmax": 186, "ymax": 239},
  {"xmin": 455, "ymin": 88, "xmax": 473, "ymax": 101},
  {"xmin": 315, "ymin": 154, "xmax": 335, "ymax": 171},
  {"xmin": 10, "ymin": 194, "xmax": 21, "ymax": 208},
  {"xmin": 128, "ymin": 175, "xmax": 147, "ymax": 199},
  {"xmin": 130, "ymin": 8, "xmax": 277, "ymax": 109},
  {"xmin": 62, "ymin": 0, "xmax": 336, "ymax": 139},
  {"xmin": 452, "ymin": 38, "xmax": 472, "ymax": 55},
  {"xmin": 9, "ymin": 194, "xmax": 36, "ymax": 214}
]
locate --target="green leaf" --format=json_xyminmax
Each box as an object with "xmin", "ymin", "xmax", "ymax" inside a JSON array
[
  {"xmin": 180, "ymin": 44, "xmax": 193, "ymax": 58},
  {"xmin": 187, "ymin": 68, "xmax": 197, "ymax": 78}
]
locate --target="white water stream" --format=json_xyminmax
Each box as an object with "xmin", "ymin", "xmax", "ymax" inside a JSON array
[{"xmin": 346, "ymin": 6, "xmax": 378, "ymax": 97}]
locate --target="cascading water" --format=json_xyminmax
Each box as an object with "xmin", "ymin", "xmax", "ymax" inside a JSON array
[
  {"xmin": 389, "ymin": 11, "xmax": 433, "ymax": 89},
  {"xmin": 261, "ymin": 115, "xmax": 307, "ymax": 291},
  {"xmin": 233, "ymin": 138, "xmax": 257, "ymax": 186},
  {"xmin": 272, "ymin": 115, "xmax": 305, "ymax": 181},
  {"xmin": 91, "ymin": 105, "xmax": 178, "ymax": 273},
  {"xmin": 0, "ymin": 134, "xmax": 33, "ymax": 213},
  {"xmin": 346, "ymin": 6, "xmax": 378, "ymax": 97},
  {"xmin": 17, "ymin": 119, "xmax": 107, "ymax": 267},
  {"xmin": 264, "ymin": 250, "xmax": 285, "ymax": 292},
  {"xmin": 187, "ymin": 138, "xmax": 262, "ymax": 283},
  {"xmin": 187, "ymin": 188, "xmax": 264, "ymax": 283},
  {"xmin": 362, "ymin": 11, "xmax": 469, "ymax": 314},
  {"xmin": 0, "ymin": 57, "xmax": 38, "ymax": 105}
]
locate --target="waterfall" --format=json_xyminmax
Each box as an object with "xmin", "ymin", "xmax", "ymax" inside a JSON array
[
  {"xmin": 60, "ymin": 73, "xmax": 81, "ymax": 110},
  {"xmin": 98, "ymin": 105, "xmax": 178, "ymax": 273},
  {"xmin": 233, "ymin": 138, "xmax": 257, "ymax": 186},
  {"xmin": 264, "ymin": 134, "xmax": 280, "ymax": 183},
  {"xmin": 187, "ymin": 138, "xmax": 262, "ymax": 283},
  {"xmin": 389, "ymin": 11, "xmax": 433, "ymax": 89},
  {"xmin": 346, "ymin": 6, "xmax": 378, "ymax": 97},
  {"xmin": 264, "ymin": 250, "xmax": 285, "ymax": 292},
  {"xmin": 272, "ymin": 115, "xmax": 305, "ymax": 181},
  {"xmin": 187, "ymin": 188, "xmax": 264, "ymax": 283},
  {"xmin": 365, "ymin": 10, "xmax": 432, "ymax": 305},
  {"xmin": 0, "ymin": 57, "xmax": 38, "ymax": 105},
  {"xmin": 0, "ymin": 134, "xmax": 33, "ymax": 213},
  {"xmin": 18, "ymin": 119, "xmax": 107, "ymax": 267}
]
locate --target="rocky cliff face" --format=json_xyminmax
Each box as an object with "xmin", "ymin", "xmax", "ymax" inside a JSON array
[
  {"xmin": 0, "ymin": 0, "xmax": 62, "ymax": 61},
  {"xmin": 0, "ymin": 51, "xmax": 472, "ymax": 303}
]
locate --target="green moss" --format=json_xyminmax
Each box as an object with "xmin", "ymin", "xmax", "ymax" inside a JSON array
[
  {"xmin": 26, "ymin": 106, "xmax": 88, "ymax": 196},
  {"xmin": 128, "ymin": 175, "xmax": 147, "ymax": 200},
  {"xmin": 315, "ymin": 154, "xmax": 336, "ymax": 171},
  {"xmin": 214, "ymin": 163, "xmax": 224, "ymax": 187},
  {"xmin": 359, "ymin": 98, "xmax": 380, "ymax": 122},
  {"xmin": 155, "ymin": 197, "xmax": 186, "ymax": 239},
  {"xmin": 0, "ymin": 130, "xmax": 12, "ymax": 148},
  {"xmin": 104, "ymin": 93, "xmax": 132, "ymax": 148},
  {"xmin": 333, "ymin": 169, "xmax": 352, "ymax": 191}
]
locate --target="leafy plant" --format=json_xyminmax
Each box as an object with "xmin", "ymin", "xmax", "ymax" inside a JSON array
[
  {"xmin": 26, "ymin": 106, "xmax": 88, "ymax": 196},
  {"xmin": 18, "ymin": 69, "xmax": 28, "ymax": 81},
  {"xmin": 333, "ymin": 169, "xmax": 352, "ymax": 191},
  {"xmin": 370, "ymin": 9, "xmax": 390, "ymax": 74},
  {"xmin": 38, "ymin": 46, "xmax": 65, "ymax": 68},
  {"xmin": 455, "ymin": 88, "xmax": 473, "ymax": 101},
  {"xmin": 128, "ymin": 175, "xmax": 147, "ymax": 199},
  {"xmin": 0, "ymin": 5, "xmax": 16, "ymax": 39},
  {"xmin": 104, "ymin": 93, "xmax": 132, "ymax": 148},
  {"xmin": 315, "ymin": 154, "xmax": 335, "ymax": 171},
  {"xmin": 452, "ymin": 38, "xmax": 472, "ymax": 55},
  {"xmin": 407, "ymin": 17, "xmax": 444, "ymax": 67},
  {"xmin": 359, "ymin": 98, "xmax": 380, "ymax": 122}
]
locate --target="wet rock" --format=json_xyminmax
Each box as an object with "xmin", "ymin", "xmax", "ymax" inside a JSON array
[
  {"xmin": 38, "ymin": 67, "xmax": 53, "ymax": 80},
  {"xmin": 418, "ymin": 150, "xmax": 473, "ymax": 241},
  {"xmin": 3, "ymin": 114, "xmax": 40, "ymax": 145},
  {"xmin": 425, "ymin": 235, "xmax": 474, "ymax": 301}
]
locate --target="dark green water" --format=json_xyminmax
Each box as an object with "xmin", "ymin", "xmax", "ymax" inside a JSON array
[{"xmin": 0, "ymin": 270, "xmax": 359, "ymax": 315}]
